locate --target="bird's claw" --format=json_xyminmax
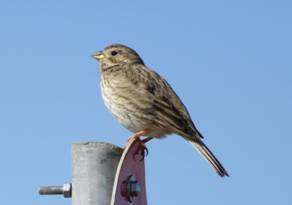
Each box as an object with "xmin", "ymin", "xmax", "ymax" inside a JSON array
[{"xmin": 136, "ymin": 142, "xmax": 148, "ymax": 161}]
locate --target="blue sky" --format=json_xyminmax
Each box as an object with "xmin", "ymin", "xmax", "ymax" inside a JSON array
[{"xmin": 0, "ymin": 0, "xmax": 291, "ymax": 204}]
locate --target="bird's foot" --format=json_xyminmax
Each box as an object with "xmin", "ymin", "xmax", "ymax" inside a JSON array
[{"xmin": 127, "ymin": 130, "xmax": 153, "ymax": 160}]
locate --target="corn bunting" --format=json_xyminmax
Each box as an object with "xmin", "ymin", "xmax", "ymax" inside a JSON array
[{"xmin": 92, "ymin": 44, "xmax": 229, "ymax": 177}]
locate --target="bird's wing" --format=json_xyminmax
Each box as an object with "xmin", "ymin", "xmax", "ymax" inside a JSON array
[{"xmin": 125, "ymin": 63, "xmax": 203, "ymax": 139}]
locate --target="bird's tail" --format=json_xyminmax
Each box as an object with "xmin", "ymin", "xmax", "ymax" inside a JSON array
[{"xmin": 189, "ymin": 139, "xmax": 229, "ymax": 177}]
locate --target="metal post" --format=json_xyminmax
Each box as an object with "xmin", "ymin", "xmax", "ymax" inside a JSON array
[
  {"xmin": 39, "ymin": 139, "xmax": 148, "ymax": 205},
  {"xmin": 72, "ymin": 142, "xmax": 123, "ymax": 205}
]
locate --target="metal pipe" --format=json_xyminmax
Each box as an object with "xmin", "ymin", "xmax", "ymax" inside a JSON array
[{"xmin": 72, "ymin": 142, "xmax": 123, "ymax": 205}]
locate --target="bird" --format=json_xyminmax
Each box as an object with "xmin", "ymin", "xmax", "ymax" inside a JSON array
[{"xmin": 92, "ymin": 44, "xmax": 229, "ymax": 177}]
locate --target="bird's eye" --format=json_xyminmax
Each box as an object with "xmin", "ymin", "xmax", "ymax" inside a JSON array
[{"xmin": 111, "ymin": 51, "xmax": 118, "ymax": 56}]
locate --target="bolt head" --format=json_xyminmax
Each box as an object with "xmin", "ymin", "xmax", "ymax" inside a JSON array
[
  {"xmin": 62, "ymin": 183, "xmax": 72, "ymax": 198},
  {"xmin": 127, "ymin": 175, "xmax": 141, "ymax": 202}
]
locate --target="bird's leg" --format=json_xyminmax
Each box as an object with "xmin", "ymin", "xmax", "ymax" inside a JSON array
[{"xmin": 127, "ymin": 130, "xmax": 149, "ymax": 142}]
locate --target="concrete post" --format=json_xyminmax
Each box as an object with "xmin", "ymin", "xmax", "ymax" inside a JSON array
[{"xmin": 72, "ymin": 142, "xmax": 123, "ymax": 205}]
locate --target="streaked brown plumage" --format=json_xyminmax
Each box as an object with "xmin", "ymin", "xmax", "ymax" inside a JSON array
[{"xmin": 92, "ymin": 44, "xmax": 229, "ymax": 177}]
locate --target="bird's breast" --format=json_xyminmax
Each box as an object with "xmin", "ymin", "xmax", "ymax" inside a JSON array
[{"xmin": 100, "ymin": 75, "xmax": 144, "ymax": 132}]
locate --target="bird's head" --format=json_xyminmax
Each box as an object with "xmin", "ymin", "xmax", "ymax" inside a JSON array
[{"xmin": 92, "ymin": 44, "xmax": 144, "ymax": 69}]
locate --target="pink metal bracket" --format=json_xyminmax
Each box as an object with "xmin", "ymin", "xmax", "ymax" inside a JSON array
[{"xmin": 111, "ymin": 138, "xmax": 147, "ymax": 205}]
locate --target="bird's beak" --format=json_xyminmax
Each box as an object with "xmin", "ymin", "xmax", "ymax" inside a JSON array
[{"xmin": 91, "ymin": 51, "xmax": 105, "ymax": 61}]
